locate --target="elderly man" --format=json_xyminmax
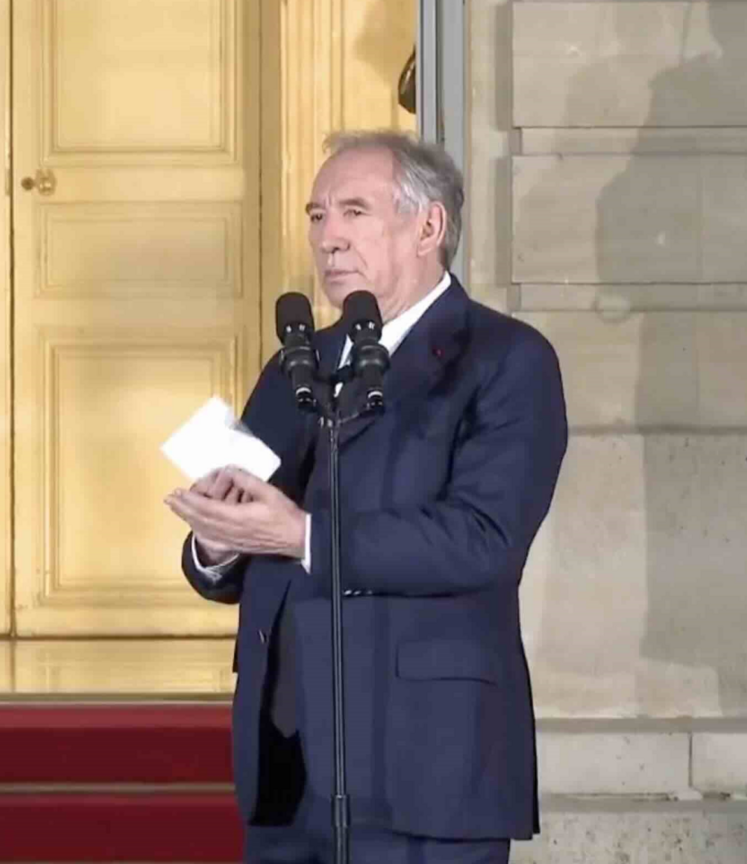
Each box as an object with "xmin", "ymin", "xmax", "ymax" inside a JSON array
[{"xmin": 166, "ymin": 131, "xmax": 567, "ymax": 864}]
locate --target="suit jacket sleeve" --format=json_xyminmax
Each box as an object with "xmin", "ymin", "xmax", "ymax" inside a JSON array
[
  {"xmin": 181, "ymin": 533, "xmax": 245, "ymax": 604},
  {"xmin": 310, "ymin": 330, "xmax": 567, "ymax": 596},
  {"xmin": 180, "ymin": 353, "xmax": 303, "ymax": 605}
]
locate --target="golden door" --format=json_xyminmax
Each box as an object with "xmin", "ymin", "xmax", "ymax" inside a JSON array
[
  {"xmin": 12, "ymin": 0, "xmax": 260, "ymax": 636},
  {"xmin": 3, "ymin": 0, "xmax": 415, "ymax": 641}
]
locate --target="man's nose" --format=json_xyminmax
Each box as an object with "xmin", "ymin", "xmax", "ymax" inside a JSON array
[{"xmin": 318, "ymin": 218, "xmax": 350, "ymax": 254}]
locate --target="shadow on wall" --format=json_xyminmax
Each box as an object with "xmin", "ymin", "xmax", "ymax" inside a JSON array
[{"xmin": 522, "ymin": 2, "xmax": 747, "ymax": 718}]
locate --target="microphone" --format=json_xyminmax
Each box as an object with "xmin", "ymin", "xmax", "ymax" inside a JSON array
[
  {"xmin": 342, "ymin": 291, "xmax": 390, "ymax": 413},
  {"xmin": 276, "ymin": 292, "xmax": 319, "ymax": 411}
]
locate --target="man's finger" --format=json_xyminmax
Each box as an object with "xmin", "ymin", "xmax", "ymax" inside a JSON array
[
  {"xmin": 190, "ymin": 469, "xmax": 221, "ymax": 495},
  {"xmin": 225, "ymin": 468, "xmax": 270, "ymax": 498},
  {"xmin": 225, "ymin": 485, "xmax": 241, "ymax": 505},
  {"xmin": 165, "ymin": 490, "xmax": 235, "ymax": 533},
  {"xmin": 207, "ymin": 469, "xmax": 236, "ymax": 500},
  {"xmin": 191, "ymin": 468, "xmax": 234, "ymax": 500},
  {"xmin": 165, "ymin": 499, "xmax": 234, "ymax": 548}
]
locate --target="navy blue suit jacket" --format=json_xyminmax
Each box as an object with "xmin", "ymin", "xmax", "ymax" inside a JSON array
[{"xmin": 182, "ymin": 277, "xmax": 567, "ymax": 839}]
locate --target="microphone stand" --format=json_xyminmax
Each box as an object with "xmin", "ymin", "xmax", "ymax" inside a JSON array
[
  {"xmin": 284, "ymin": 305, "xmax": 386, "ymax": 864},
  {"xmin": 326, "ymin": 409, "xmax": 349, "ymax": 864},
  {"xmin": 309, "ymin": 377, "xmax": 380, "ymax": 864},
  {"xmin": 306, "ymin": 381, "xmax": 350, "ymax": 864}
]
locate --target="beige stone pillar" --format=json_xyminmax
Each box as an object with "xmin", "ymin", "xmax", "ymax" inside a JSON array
[{"xmin": 470, "ymin": 2, "xmax": 747, "ymax": 859}]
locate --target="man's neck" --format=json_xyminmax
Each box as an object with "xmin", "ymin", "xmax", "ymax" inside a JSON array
[{"xmin": 383, "ymin": 268, "xmax": 447, "ymax": 324}]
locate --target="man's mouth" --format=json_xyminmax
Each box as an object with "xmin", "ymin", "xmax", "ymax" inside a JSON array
[{"xmin": 325, "ymin": 269, "xmax": 355, "ymax": 279}]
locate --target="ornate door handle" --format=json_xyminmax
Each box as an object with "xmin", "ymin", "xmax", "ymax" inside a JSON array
[{"xmin": 20, "ymin": 169, "xmax": 57, "ymax": 195}]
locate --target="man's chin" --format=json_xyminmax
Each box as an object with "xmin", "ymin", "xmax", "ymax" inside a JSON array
[{"xmin": 322, "ymin": 273, "xmax": 369, "ymax": 305}]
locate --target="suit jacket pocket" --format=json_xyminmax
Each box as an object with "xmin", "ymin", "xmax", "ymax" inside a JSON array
[{"xmin": 397, "ymin": 639, "xmax": 500, "ymax": 685}]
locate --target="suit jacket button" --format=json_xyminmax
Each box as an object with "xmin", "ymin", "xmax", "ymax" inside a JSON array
[{"xmin": 258, "ymin": 629, "xmax": 268, "ymax": 645}]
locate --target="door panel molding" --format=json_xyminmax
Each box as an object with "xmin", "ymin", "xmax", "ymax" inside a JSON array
[
  {"xmin": 42, "ymin": 0, "xmax": 239, "ymax": 165},
  {"xmin": 35, "ymin": 332, "xmax": 237, "ymax": 606},
  {"xmin": 39, "ymin": 201, "xmax": 243, "ymax": 298}
]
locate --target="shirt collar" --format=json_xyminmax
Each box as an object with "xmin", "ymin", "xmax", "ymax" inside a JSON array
[{"xmin": 339, "ymin": 271, "xmax": 451, "ymax": 367}]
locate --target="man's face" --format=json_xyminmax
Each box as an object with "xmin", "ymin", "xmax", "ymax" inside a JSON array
[{"xmin": 306, "ymin": 148, "xmax": 424, "ymax": 319}]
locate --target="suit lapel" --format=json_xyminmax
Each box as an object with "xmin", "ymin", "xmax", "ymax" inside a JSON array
[{"xmin": 338, "ymin": 279, "xmax": 470, "ymax": 447}]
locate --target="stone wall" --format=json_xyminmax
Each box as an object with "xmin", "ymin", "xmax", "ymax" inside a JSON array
[{"xmin": 469, "ymin": 2, "xmax": 747, "ymax": 861}]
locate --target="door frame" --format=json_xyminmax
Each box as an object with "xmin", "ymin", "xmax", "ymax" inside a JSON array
[
  {"xmin": 0, "ymin": 0, "xmax": 10, "ymax": 635},
  {"xmin": 418, "ymin": 0, "xmax": 467, "ymax": 282}
]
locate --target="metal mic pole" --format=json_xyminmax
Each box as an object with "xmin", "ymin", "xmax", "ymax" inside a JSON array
[
  {"xmin": 325, "ymin": 381, "xmax": 381, "ymax": 864},
  {"xmin": 277, "ymin": 290, "xmax": 351, "ymax": 863},
  {"xmin": 326, "ymin": 409, "xmax": 350, "ymax": 864},
  {"xmin": 304, "ymin": 377, "xmax": 350, "ymax": 864}
]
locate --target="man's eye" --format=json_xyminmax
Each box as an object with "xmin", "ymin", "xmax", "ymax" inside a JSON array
[
  {"xmin": 309, "ymin": 213, "xmax": 323, "ymax": 223},
  {"xmin": 346, "ymin": 208, "xmax": 363, "ymax": 217}
]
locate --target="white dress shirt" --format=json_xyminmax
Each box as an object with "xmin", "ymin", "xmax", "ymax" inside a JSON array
[{"xmin": 192, "ymin": 271, "xmax": 452, "ymax": 578}]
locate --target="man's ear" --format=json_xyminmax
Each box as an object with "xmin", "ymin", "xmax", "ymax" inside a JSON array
[{"xmin": 417, "ymin": 201, "xmax": 447, "ymax": 257}]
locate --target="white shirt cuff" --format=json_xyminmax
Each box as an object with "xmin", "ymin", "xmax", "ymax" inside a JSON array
[
  {"xmin": 301, "ymin": 513, "xmax": 312, "ymax": 573},
  {"xmin": 191, "ymin": 534, "xmax": 239, "ymax": 582}
]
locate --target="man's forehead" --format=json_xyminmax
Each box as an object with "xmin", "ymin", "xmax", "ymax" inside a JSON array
[{"xmin": 310, "ymin": 148, "xmax": 396, "ymax": 200}]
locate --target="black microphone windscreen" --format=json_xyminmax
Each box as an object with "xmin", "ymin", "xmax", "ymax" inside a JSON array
[
  {"xmin": 342, "ymin": 291, "xmax": 382, "ymax": 333},
  {"xmin": 276, "ymin": 292, "xmax": 314, "ymax": 341}
]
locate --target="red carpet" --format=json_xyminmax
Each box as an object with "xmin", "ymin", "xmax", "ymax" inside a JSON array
[
  {"xmin": 0, "ymin": 705, "xmax": 233, "ymax": 783},
  {"xmin": 0, "ymin": 704, "xmax": 243, "ymax": 862}
]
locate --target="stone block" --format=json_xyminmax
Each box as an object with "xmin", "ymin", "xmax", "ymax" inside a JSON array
[
  {"xmin": 522, "ymin": 128, "xmax": 747, "ymax": 156},
  {"xmin": 470, "ymin": 0, "xmax": 513, "ymax": 289},
  {"xmin": 538, "ymin": 731, "xmax": 690, "ymax": 795},
  {"xmin": 515, "ymin": 2, "xmax": 747, "ymax": 128},
  {"xmin": 702, "ymin": 157, "xmax": 747, "ymax": 282},
  {"xmin": 512, "ymin": 808, "xmax": 747, "ymax": 864},
  {"xmin": 519, "ymin": 284, "xmax": 747, "ymax": 313},
  {"xmin": 512, "ymin": 155, "xmax": 701, "ymax": 284},
  {"xmin": 521, "ymin": 433, "xmax": 747, "ymax": 718},
  {"xmin": 693, "ymin": 733, "xmax": 747, "ymax": 795},
  {"xmin": 514, "ymin": 154, "xmax": 747, "ymax": 284},
  {"xmin": 470, "ymin": 148, "xmax": 512, "ymax": 289},
  {"xmin": 517, "ymin": 310, "xmax": 747, "ymax": 428},
  {"xmin": 470, "ymin": 0, "xmax": 511, "ymax": 134}
]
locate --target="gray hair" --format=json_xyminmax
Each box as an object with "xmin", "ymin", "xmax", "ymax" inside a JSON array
[{"xmin": 323, "ymin": 130, "xmax": 464, "ymax": 270}]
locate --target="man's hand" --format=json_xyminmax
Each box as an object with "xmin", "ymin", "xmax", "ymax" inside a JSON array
[
  {"xmin": 165, "ymin": 467, "xmax": 307, "ymax": 561},
  {"xmin": 182, "ymin": 468, "xmax": 244, "ymax": 565}
]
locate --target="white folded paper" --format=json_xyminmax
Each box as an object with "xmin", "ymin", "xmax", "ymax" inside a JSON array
[{"xmin": 161, "ymin": 396, "xmax": 280, "ymax": 482}]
